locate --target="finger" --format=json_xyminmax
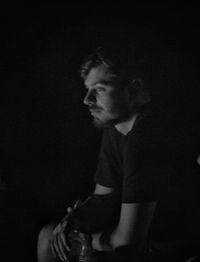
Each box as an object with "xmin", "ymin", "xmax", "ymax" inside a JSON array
[
  {"xmin": 73, "ymin": 199, "xmax": 81, "ymax": 209},
  {"xmin": 62, "ymin": 220, "xmax": 68, "ymax": 228},
  {"xmin": 67, "ymin": 207, "xmax": 73, "ymax": 213},
  {"xmin": 50, "ymin": 226, "xmax": 61, "ymax": 259},
  {"xmin": 52, "ymin": 234, "xmax": 66, "ymax": 261},
  {"xmin": 57, "ymin": 232, "xmax": 68, "ymax": 261},
  {"xmin": 60, "ymin": 232, "xmax": 71, "ymax": 253},
  {"xmin": 50, "ymin": 238, "xmax": 57, "ymax": 260},
  {"xmin": 65, "ymin": 200, "xmax": 81, "ymax": 218},
  {"xmin": 52, "ymin": 223, "xmax": 61, "ymax": 235}
]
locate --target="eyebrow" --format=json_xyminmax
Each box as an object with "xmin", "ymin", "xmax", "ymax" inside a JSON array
[
  {"xmin": 94, "ymin": 80, "xmax": 115, "ymax": 85},
  {"xmin": 85, "ymin": 80, "xmax": 115, "ymax": 88}
]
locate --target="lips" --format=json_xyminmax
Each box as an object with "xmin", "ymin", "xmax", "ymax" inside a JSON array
[
  {"xmin": 89, "ymin": 109, "xmax": 101, "ymax": 114},
  {"xmin": 89, "ymin": 106, "xmax": 102, "ymax": 113}
]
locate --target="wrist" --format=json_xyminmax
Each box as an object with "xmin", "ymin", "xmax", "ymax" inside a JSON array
[
  {"xmin": 91, "ymin": 232, "xmax": 112, "ymax": 251},
  {"xmin": 91, "ymin": 233, "xmax": 102, "ymax": 250},
  {"xmin": 99, "ymin": 232, "xmax": 113, "ymax": 250}
]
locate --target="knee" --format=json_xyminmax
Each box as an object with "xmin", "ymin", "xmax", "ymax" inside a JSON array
[
  {"xmin": 86, "ymin": 252, "xmax": 102, "ymax": 262},
  {"xmin": 37, "ymin": 224, "xmax": 55, "ymax": 255},
  {"xmin": 38, "ymin": 224, "xmax": 54, "ymax": 244},
  {"xmin": 86, "ymin": 251, "xmax": 123, "ymax": 262}
]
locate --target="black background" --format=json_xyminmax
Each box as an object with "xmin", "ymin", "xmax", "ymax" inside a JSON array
[{"xmin": 0, "ymin": 2, "xmax": 199, "ymax": 261}]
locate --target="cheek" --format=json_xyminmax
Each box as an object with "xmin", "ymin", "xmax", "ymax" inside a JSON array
[
  {"xmin": 110, "ymin": 93, "xmax": 127, "ymax": 108},
  {"xmin": 99, "ymin": 94, "xmax": 112, "ymax": 106},
  {"xmin": 99, "ymin": 92, "xmax": 125, "ymax": 112}
]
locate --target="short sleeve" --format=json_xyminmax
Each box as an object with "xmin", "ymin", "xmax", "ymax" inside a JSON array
[
  {"xmin": 121, "ymin": 118, "xmax": 169, "ymax": 203},
  {"xmin": 94, "ymin": 129, "xmax": 121, "ymax": 188}
]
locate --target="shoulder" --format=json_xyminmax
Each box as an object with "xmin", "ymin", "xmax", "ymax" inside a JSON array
[{"xmin": 131, "ymin": 106, "xmax": 166, "ymax": 145}]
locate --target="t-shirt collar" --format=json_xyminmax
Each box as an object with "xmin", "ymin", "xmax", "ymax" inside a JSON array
[{"xmin": 115, "ymin": 113, "xmax": 139, "ymax": 136}]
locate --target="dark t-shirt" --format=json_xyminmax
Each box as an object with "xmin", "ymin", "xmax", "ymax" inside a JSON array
[
  {"xmin": 94, "ymin": 107, "xmax": 200, "ymax": 243},
  {"xmin": 94, "ymin": 108, "xmax": 170, "ymax": 203}
]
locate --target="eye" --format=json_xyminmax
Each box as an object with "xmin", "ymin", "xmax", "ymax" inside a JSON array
[{"xmin": 96, "ymin": 86, "xmax": 106, "ymax": 93}]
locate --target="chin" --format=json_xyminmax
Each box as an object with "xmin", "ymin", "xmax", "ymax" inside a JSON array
[
  {"xmin": 93, "ymin": 119, "xmax": 109, "ymax": 129},
  {"xmin": 93, "ymin": 117, "xmax": 118, "ymax": 129}
]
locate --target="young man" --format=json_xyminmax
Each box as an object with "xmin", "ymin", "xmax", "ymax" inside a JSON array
[{"xmin": 37, "ymin": 44, "xmax": 198, "ymax": 262}]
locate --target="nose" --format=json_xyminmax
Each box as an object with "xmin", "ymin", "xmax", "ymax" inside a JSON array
[{"xmin": 83, "ymin": 89, "xmax": 96, "ymax": 105}]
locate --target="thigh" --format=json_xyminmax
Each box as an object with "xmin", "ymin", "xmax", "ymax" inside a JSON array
[
  {"xmin": 86, "ymin": 250, "xmax": 136, "ymax": 262},
  {"xmin": 37, "ymin": 223, "xmax": 57, "ymax": 262},
  {"xmin": 38, "ymin": 223, "xmax": 56, "ymax": 246},
  {"xmin": 86, "ymin": 249, "xmax": 173, "ymax": 262}
]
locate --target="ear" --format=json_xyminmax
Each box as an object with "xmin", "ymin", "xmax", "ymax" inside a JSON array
[
  {"xmin": 128, "ymin": 79, "xmax": 143, "ymax": 95},
  {"xmin": 128, "ymin": 79, "xmax": 150, "ymax": 106}
]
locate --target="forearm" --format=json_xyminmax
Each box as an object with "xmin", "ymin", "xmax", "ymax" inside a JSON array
[
  {"xmin": 91, "ymin": 227, "xmax": 133, "ymax": 251},
  {"xmin": 91, "ymin": 202, "xmax": 156, "ymax": 252},
  {"xmin": 66, "ymin": 192, "xmax": 120, "ymax": 234},
  {"xmin": 91, "ymin": 231, "xmax": 113, "ymax": 251},
  {"xmin": 91, "ymin": 229, "xmax": 145, "ymax": 260}
]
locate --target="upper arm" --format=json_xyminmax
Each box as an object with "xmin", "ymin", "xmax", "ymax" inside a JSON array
[
  {"xmin": 110, "ymin": 202, "xmax": 157, "ymax": 250},
  {"xmin": 94, "ymin": 183, "xmax": 115, "ymax": 195}
]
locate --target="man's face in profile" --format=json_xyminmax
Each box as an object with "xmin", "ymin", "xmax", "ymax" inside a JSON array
[{"xmin": 83, "ymin": 64, "xmax": 131, "ymax": 128}]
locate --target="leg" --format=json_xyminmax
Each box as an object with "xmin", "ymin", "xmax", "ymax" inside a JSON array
[
  {"xmin": 85, "ymin": 248, "xmax": 170, "ymax": 262},
  {"xmin": 37, "ymin": 223, "xmax": 58, "ymax": 262},
  {"xmin": 86, "ymin": 251, "xmax": 124, "ymax": 262},
  {"xmin": 86, "ymin": 249, "xmax": 140, "ymax": 262}
]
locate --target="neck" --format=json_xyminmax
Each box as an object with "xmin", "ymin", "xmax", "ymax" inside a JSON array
[{"xmin": 115, "ymin": 113, "xmax": 138, "ymax": 135}]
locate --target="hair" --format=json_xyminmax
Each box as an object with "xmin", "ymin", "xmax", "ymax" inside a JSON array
[{"xmin": 80, "ymin": 41, "xmax": 152, "ymax": 88}]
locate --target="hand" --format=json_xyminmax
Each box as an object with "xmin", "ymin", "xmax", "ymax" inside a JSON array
[
  {"xmin": 50, "ymin": 220, "xmax": 70, "ymax": 261},
  {"xmin": 50, "ymin": 200, "xmax": 81, "ymax": 261},
  {"xmin": 91, "ymin": 233, "xmax": 103, "ymax": 251},
  {"xmin": 92, "ymin": 232, "xmax": 113, "ymax": 251}
]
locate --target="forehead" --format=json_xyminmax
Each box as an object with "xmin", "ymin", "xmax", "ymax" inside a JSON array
[{"xmin": 84, "ymin": 64, "xmax": 116, "ymax": 87}]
